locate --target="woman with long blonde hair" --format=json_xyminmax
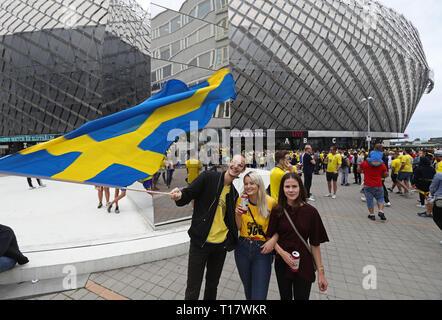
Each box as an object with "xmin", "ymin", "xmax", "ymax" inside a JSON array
[{"xmin": 234, "ymin": 171, "xmax": 278, "ymax": 300}]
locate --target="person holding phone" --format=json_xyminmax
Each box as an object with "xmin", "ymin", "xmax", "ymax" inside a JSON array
[{"xmin": 234, "ymin": 171, "xmax": 278, "ymax": 300}]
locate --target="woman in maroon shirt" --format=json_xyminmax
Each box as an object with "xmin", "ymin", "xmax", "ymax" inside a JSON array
[{"xmin": 266, "ymin": 172, "xmax": 329, "ymax": 300}]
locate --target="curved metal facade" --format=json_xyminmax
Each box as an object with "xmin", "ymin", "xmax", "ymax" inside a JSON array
[
  {"xmin": 229, "ymin": 0, "xmax": 433, "ymax": 134},
  {"xmin": 0, "ymin": 0, "xmax": 151, "ymax": 137}
]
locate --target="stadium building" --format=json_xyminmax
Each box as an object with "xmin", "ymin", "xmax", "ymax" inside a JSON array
[
  {"xmin": 0, "ymin": 0, "xmax": 151, "ymax": 154},
  {"xmin": 229, "ymin": 0, "xmax": 434, "ymax": 149}
]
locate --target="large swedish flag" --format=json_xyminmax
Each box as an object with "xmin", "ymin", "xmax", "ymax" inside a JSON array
[{"xmin": 0, "ymin": 69, "xmax": 235, "ymax": 188}]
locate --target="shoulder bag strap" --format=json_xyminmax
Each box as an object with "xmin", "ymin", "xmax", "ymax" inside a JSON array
[
  {"xmin": 248, "ymin": 207, "xmax": 265, "ymax": 237},
  {"xmin": 283, "ymin": 208, "xmax": 317, "ymax": 270}
]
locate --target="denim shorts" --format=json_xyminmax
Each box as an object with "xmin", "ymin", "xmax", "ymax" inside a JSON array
[{"xmin": 363, "ymin": 186, "xmax": 384, "ymax": 208}]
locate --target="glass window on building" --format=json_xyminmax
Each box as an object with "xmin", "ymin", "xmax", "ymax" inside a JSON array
[
  {"xmin": 187, "ymin": 31, "xmax": 198, "ymax": 46},
  {"xmin": 159, "ymin": 23, "xmax": 169, "ymax": 36},
  {"xmin": 215, "ymin": 0, "xmax": 228, "ymax": 12},
  {"xmin": 199, "ymin": 24, "xmax": 212, "ymax": 41},
  {"xmin": 170, "ymin": 16, "xmax": 181, "ymax": 33},
  {"xmin": 198, "ymin": 51, "xmax": 212, "ymax": 68},
  {"xmin": 163, "ymin": 65, "xmax": 172, "ymax": 78},
  {"xmin": 198, "ymin": 0, "xmax": 212, "ymax": 19},
  {"xmin": 216, "ymin": 17, "xmax": 228, "ymax": 40},
  {"xmin": 171, "ymin": 40, "xmax": 181, "ymax": 56},
  {"xmin": 160, "ymin": 46, "xmax": 170, "ymax": 60}
]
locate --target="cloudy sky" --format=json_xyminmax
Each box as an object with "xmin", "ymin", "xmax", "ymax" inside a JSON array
[{"xmin": 140, "ymin": 0, "xmax": 441, "ymax": 140}]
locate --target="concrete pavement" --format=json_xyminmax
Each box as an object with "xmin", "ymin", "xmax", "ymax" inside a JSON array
[{"xmin": 26, "ymin": 169, "xmax": 442, "ymax": 300}]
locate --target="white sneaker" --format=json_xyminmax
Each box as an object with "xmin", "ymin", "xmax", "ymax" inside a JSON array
[
  {"xmin": 324, "ymin": 193, "xmax": 332, "ymax": 197},
  {"xmin": 332, "ymin": 195, "xmax": 336, "ymax": 199},
  {"xmin": 385, "ymin": 202, "xmax": 391, "ymax": 207},
  {"xmin": 308, "ymin": 197, "xmax": 316, "ymax": 201},
  {"xmin": 38, "ymin": 184, "xmax": 46, "ymax": 188},
  {"xmin": 361, "ymin": 196, "xmax": 366, "ymax": 202},
  {"xmin": 416, "ymin": 204, "xmax": 425, "ymax": 208}
]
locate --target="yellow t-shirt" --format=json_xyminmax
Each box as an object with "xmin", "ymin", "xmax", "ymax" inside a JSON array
[
  {"xmin": 159, "ymin": 157, "xmax": 166, "ymax": 170},
  {"xmin": 436, "ymin": 161, "xmax": 442, "ymax": 174},
  {"xmin": 237, "ymin": 196, "xmax": 276, "ymax": 241},
  {"xmin": 206, "ymin": 185, "xmax": 230, "ymax": 243},
  {"xmin": 270, "ymin": 166, "xmax": 287, "ymax": 202},
  {"xmin": 391, "ymin": 158, "xmax": 401, "ymax": 174},
  {"xmin": 185, "ymin": 159, "xmax": 202, "ymax": 184},
  {"xmin": 400, "ymin": 154, "xmax": 413, "ymax": 173},
  {"xmin": 326, "ymin": 153, "xmax": 342, "ymax": 173}
]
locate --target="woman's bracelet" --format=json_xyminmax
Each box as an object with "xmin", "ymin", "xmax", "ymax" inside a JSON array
[{"xmin": 317, "ymin": 266, "xmax": 325, "ymax": 273}]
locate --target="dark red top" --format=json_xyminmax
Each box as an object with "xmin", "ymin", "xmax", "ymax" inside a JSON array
[
  {"xmin": 360, "ymin": 161, "xmax": 387, "ymax": 187},
  {"xmin": 266, "ymin": 203, "xmax": 329, "ymax": 283}
]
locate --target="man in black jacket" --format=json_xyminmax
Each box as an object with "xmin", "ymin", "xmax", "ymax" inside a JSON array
[{"xmin": 169, "ymin": 154, "xmax": 246, "ymax": 300}]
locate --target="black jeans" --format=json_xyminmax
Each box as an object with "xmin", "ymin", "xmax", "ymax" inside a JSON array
[
  {"xmin": 274, "ymin": 258, "xmax": 312, "ymax": 300},
  {"xmin": 304, "ymin": 173, "xmax": 313, "ymax": 197},
  {"xmin": 353, "ymin": 165, "xmax": 361, "ymax": 184},
  {"xmin": 185, "ymin": 242, "xmax": 227, "ymax": 300}
]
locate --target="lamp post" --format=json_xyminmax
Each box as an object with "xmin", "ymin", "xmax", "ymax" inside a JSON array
[{"xmin": 361, "ymin": 97, "xmax": 374, "ymax": 150}]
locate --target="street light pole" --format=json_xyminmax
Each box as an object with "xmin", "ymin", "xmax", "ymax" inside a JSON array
[{"xmin": 361, "ymin": 97, "xmax": 374, "ymax": 151}]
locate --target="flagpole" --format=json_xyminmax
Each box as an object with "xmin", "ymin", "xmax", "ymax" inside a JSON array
[{"xmin": 124, "ymin": 187, "xmax": 174, "ymax": 195}]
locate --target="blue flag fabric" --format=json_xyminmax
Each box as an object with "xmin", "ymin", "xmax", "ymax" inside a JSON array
[{"xmin": 0, "ymin": 69, "xmax": 235, "ymax": 188}]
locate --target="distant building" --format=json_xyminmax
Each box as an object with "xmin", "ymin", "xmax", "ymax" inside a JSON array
[{"xmin": 0, "ymin": 0, "xmax": 151, "ymax": 153}]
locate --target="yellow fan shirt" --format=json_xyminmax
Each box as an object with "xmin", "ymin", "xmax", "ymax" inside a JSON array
[
  {"xmin": 237, "ymin": 196, "xmax": 276, "ymax": 241},
  {"xmin": 326, "ymin": 153, "xmax": 342, "ymax": 173},
  {"xmin": 206, "ymin": 185, "xmax": 230, "ymax": 244}
]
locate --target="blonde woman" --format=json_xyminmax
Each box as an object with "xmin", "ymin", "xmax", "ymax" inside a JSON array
[{"xmin": 234, "ymin": 171, "xmax": 278, "ymax": 300}]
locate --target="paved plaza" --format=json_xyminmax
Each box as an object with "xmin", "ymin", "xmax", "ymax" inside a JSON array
[{"xmin": 23, "ymin": 168, "xmax": 442, "ymax": 301}]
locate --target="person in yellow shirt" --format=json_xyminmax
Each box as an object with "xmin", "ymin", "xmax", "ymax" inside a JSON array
[
  {"xmin": 397, "ymin": 148, "xmax": 413, "ymax": 197},
  {"xmin": 270, "ymin": 150, "xmax": 300, "ymax": 202},
  {"xmin": 435, "ymin": 150, "xmax": 442, "ymax": 173},
  {"xmin": 324, "ymin": 146, "xmax": 342, "ymax": 199},
  {"xmin": 169, "ymin": 154, "xmax": 246, "ymax": 300},
  {"xmin": 185, "ymin": 158, "xmax": 202, "ymax": 185},
  {"xmin": 234, "ymin": 171, "xmax": 278, "ymax": 300},
  {"xmin": 388, "ymin": 153, "xmax": 403, "ymax": 194}
]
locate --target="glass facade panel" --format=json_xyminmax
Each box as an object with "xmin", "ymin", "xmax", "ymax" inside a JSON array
[{"xmin": 0, "ymin": 0, "xmax": 151, "ymax": 137}]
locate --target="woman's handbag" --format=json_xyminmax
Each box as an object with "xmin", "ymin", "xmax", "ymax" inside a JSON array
[{"xmin": 283, "ymin": 208, "xmax": 317, "ymax": 271}]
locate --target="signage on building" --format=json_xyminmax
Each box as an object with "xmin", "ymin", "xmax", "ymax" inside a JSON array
[{"xmin": 0, "ymin": 135, "xmax": 58, "ymax": 143}]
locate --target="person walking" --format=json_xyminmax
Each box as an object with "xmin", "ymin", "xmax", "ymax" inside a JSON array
[
  {"xmin": 302, "ymin": 145, "xmax": 316, "ymax": 201},
  {"xmin": 427, "ymin": 172, "xmax": 442, "ymax": 244},
  {"xmin": 353, "ymin": 151, "xmax": 362, "ymax": 184},
  {"xmin": 27, "ymin": 177, "xmax": 45, "ymax": 189},
  {"xmin": 96, "ymin": 186, "xmax": 110, "ymax": 209},
  {"xmin": 413, "ymin": 157, "xmax": 436, "ymax": 216},
  {"xmin": 397, "ymin": 148, "xmax": 414, "ymax": 198},
  {"xmin": 266, "ymin": 172, "xmax": 329, "ymax": 300},
  {"xmin": 358, "ymin": 153, "xmax": 389, "ymax": 221},
  {"xmin": 340, "ymin": 152, "xmax": 350, "ymax": 186},
  {"xmin": 324, "ymin": 146, "xmax": 342, "ymax": 199},
  {"xmin": 234, "ymin": 171, "xmax": 277, "ymax": 300},
  {"xmin": 388, "ymin": 152, "xmax": 403, "ymax": 194},
  {"xmin": 166, "ymin": 157, "xmax": 175, "ymax": 189},
  {"xmin": 169, "ymin": 155, "xmax": 246, "ymax": 300},
  {"xmin": 107, "ymin": 188, "xmax": 126, "ymax": 214}
]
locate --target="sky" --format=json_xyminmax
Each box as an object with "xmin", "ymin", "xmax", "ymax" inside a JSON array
[{"xmin": 139, "ymin": 0, "xmax": 442, "ymax": 140}]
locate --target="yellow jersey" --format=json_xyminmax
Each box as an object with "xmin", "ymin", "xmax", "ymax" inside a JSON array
[
  {"xmin": 237, "ymin": 196, "xmax": 276, "ymax": 241},
  {"xmin": 391, "ymin": 158, "xmax": 401, "ymax": 174},
  {"xmin": 206, "ymin": 185, "xmax": 230, "ymax": 243},
  {"xmin": 270, "ymin": 166, "xmax": 288, "ymax": 202},
  {"xmin": 326, "ymin": 153, "xmax": 342, "ymax": 173},
  {"xmin": 400, "ymin": 154, "xmax": 413, "ymax": 173},
  {"xmin": 185, "ymin": 158, "xmax": 202, "ymax": 184}
]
